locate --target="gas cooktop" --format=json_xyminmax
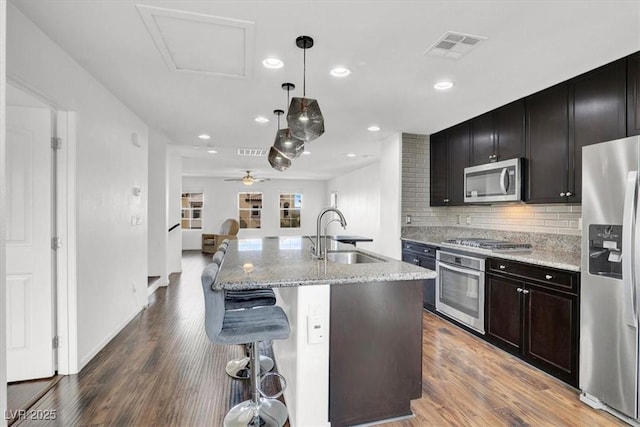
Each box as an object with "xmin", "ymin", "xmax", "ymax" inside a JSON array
[{"xmin": 443, "ymin": 238, "xmax": 533, "ymax": 253}]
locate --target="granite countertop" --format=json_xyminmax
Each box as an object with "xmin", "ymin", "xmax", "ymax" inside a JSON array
[
  {"xmin": 401, "ymin": 227, "xmax": 581, "ymax": 272},
  {"xmin": 214, "ymin": 236, "xmax": 436, "ymax": 290}
]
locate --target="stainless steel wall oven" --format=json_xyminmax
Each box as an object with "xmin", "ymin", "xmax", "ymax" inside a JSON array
[{"xmin": 436, "ymin": 250, "xmax": 486, "ymax": 334}]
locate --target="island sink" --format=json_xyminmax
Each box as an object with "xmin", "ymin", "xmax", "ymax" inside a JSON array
[{"xmin": 326, "ymin": 250, "xmax": 384, "ymax": 264}]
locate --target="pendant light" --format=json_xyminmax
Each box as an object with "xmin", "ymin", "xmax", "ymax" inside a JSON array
[
  {"xmin": 274, "ymin": 83, "xmax": 305, "ymax": 159},
  {"xmin": 268, "ymin": 109, "xmax": 291, "ymax": 171},
  {"xmin": 287, "ymin": 35, "xmax": 324, "ymax": 142},
  {"xmin": 268, "ymin": 145, "xmax": 291, "ymax": 171}
]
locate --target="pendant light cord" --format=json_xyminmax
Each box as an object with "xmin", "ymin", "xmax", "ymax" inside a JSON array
[{"xmin": 303, "ymin": 48, "xmax": 306, "ymax": 96}]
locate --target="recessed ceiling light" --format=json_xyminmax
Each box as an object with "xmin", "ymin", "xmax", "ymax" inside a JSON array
[
  {"xmin": 346, "ymin": 153, "xmax": 357, "ymax": 158},
  {"xmin": 367, "ymin": 125, "xmax": 380, "ymax": 132},
  {"xmin": 302, "ymin": 151, "xmax": 311, "ymax": 155},
  {"xmin": 198, "ymin": 134, "xmax": 211, "ymax": 140},
  {"xmin": 262, "ymin": 58, "xmax": 284, "ymax": 69},
  {"xmin": 207, "ymin": 149, "xmax": 218, "ymax": 154},
  {"xmin": 255, "ymin": 116, "xmax": 270, "ymax": 123},
  {"xmin": 330, "ymin": 66, "xmax": 351, "ymax": 77},
  {"xmin": 434, "ymin": 81, "xmax": 454, "ymax": 90}
]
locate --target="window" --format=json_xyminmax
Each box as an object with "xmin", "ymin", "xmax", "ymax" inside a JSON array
[
  {"xmin": 239, "ymin": 192, "xmax": 262, "ymax": 229},
  {"xmin": 279, "ymin": 193, "xmax": 302, "ymax": 228},
  {"xmin": 181, "ymin": 193, "xmax": 203, "ymax": 229}
]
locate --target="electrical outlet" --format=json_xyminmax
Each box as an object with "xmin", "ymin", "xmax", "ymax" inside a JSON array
[
  {"xmin": 457, "ymin": 215, "xmax": 461, "ymax": 224},
  {"xmin": 466, "ymin": 216, "xmax": 472, "ymax": 225}
]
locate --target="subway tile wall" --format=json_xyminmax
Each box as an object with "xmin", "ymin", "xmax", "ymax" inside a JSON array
[{"xmin": 401, "ymin": 133, "xmax": 582, "ymax": 236}]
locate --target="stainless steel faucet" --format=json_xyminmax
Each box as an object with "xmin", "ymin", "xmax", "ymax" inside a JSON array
[{"xmin": 313, "ymin": 207, "xmax": 347, "ymax": 259}]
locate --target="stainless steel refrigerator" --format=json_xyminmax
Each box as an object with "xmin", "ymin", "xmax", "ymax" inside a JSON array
[{"xmin": 581, "ymin": 135, "xmax": 640, "ymax": 422}]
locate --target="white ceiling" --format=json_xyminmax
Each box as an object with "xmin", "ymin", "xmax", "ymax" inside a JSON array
[{"xmin": 10, "ymin": 0, "xmax": 640, "ymax": 181}]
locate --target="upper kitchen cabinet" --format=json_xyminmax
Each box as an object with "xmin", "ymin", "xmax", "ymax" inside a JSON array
[
  {"xmin": 628, "ymin": 52, "xmax": 640, "ymax": 136},
  {"xmin": 447, "ymin": 122, "xmax": 471, "ymax": 205},
  {"xmin": 470, "ymin": 112, "xmax": 495, "ymax": 165},
  {"xmin": 429, "ymin": 131, "xmax": 449, "ymax": 206},
  {"xmin": 470, "ymin": 100, "xmax": 525, "ymax": 166},
  {"xmin": 429, "ymin": 125, "xmax": 470, "ymax": 206},
  {"xmin": 569, "ymin": 59, "xmax": 626, "ymax": 202},
  {"xmin": 526, "ymin": 83, "xmax": 570, "ymax": 203}
]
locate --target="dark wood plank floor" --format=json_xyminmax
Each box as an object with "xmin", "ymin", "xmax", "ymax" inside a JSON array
[
  {"xmin": 16, "ymin": 251, "xmax": 624, "ymax": 426},
  {"xmin": 7, "ymin": 376, "xmax": 62, "ymax": 426}
]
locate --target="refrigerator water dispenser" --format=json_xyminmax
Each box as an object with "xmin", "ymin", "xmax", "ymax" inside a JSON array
[{"xmin": 588, "ymin": 224, "xmax": 622, "ymax": 279}]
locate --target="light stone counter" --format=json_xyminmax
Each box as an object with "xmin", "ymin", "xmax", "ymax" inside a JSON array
[
  {"xmin": 214, "ymin": 236, "xmax": 436, "ymax": 290},
  {"xmin": 401, "ymin": 226, "xmax": 581, "ymax": 272}
]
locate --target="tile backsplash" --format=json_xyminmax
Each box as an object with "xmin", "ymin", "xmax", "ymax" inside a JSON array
[{"xmin": 401, "ymin": 133, "xmax": 582, "ymax": 236}]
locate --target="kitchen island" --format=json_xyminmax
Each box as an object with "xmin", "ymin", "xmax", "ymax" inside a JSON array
[{"xmin": 215, "ymin": 236, "xmax": 436, "ymax": 427}]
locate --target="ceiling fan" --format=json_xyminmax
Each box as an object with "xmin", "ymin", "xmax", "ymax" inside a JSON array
[{"xmin": 224, "ymin": 171, "xmax": 270, "ymax": 186}]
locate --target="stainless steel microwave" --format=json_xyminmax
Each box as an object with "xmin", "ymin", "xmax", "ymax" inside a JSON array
[{"xmin": 464, "ymin": 158, "xmax": 522, "ymax": 203}]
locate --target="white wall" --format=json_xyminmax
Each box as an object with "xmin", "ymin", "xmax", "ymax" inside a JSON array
[
  {"xmin": 326, "ymin": 133, "xmax": 403, "ymax": 259},
  {"xmin": 327, "ymin": 163, "xmax": 382, "ymax": 254},
  {"xmin": 182, "ymin": 177, "xmax": 327, "ymax": 249},
  {"xmin": 148, "ymin": 129, "xmax": 170, "ymax": 285},
  {"xmin": 0, "ymin": 0, "xmax": 7, "ymax": 423},
  {"xmin": 167, "ymin": 147, "xmax": 182, "ymax": 272},
  {"xmin": 379, "ymin": 133, "xmax": 402, "ymax": 259},
  {"xmin": 7, "ymin": 4, "xmax": 148, "ymax": 368}
]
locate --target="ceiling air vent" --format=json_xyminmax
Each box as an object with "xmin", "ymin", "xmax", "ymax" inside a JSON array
[
  {"xmin": 426, "ymin": 31, "xmax": 487, "ymax": 59},
  {"xmin": 237, "ymin": 148, "xmax": 267, "ymax": 157}
]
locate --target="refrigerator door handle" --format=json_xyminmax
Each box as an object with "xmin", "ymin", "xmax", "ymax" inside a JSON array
[{"xmin": 622, "ymin": 171, "xmax": 639, "ymax": 327}]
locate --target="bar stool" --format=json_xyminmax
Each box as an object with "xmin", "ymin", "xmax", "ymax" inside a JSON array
[
  {"xmin": 211, "ymin": 249, "xmax": 278, "ymax": 379},
  {"xmin": 201, "ymin": 263, "xmax": 290, "ymax": 426}
]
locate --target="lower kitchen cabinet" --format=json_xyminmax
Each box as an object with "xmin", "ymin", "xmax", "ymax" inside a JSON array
[
  {"xmin": 486, "ymin": 258, "xmax": 579, "ymax": 386},
  {"xmin": 401, "ymin": 241, "xmax": 437, "ymax": 310}
]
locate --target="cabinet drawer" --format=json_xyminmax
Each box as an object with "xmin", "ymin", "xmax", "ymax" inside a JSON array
[
  {"xmin": 488, "ymin": 258, "xmax": 578, "ymax": 294},
  {"xmin": 402, "ymin": 241, "xmax": 437, "ymax": 258}
]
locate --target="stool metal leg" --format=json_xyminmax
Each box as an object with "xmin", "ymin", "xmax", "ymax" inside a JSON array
[
  {"xmin": 225, "ymin": 345, "xmax": 274, "ymax": 379},
  {"xmin": 224, "ymin": 341, "xmax": 288, "ymax": 427}
]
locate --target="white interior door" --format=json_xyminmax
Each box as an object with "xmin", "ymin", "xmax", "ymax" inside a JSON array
[{"xmin": 6, "ymin": 106, "xmax": 54, "ymax": 382}]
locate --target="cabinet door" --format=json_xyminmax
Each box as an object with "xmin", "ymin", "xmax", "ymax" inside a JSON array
[
  {"xmin": 628, "ymin": 52, "xmax": 640, "ymax": 136},
  {"xmin": 495, "ymin": 99, "xmax": 525, "ymax": 161},
  {"xmin": 569, "ymin": 59, "xmax": 626, "ymax": 202},
  {"xmin": 526, "ymin": 83, "xmax": 569, "ymax": 203},
  {"xmin": 470, "ymin": 112, "xmax": 495, "ymax": 166},
  {"xmin": 429, "ymin": 131, "xmax": 449, "ymax": 206},
  {"xmin": 525, "ymin": 286, "xmax": 578, "ymax": 386},
  {"xmin": 447, "ymin": 122, "xmax": 470, "ymax": 205},
  {"xmin": 486, "ymin": 274, "xmax": 523, "ymax": 354}
]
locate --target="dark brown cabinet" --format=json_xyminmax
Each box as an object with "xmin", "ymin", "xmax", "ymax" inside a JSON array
[
  {"xmin": 447, "ymin": 123, "xmax": 470, "ymax": 205},
  {"xmin": 429, "ymin": 131, "xmax": 449, "ymax": 206},
  {"xmin": 470, "ymin": 100, "xmax": 525, "ymax": 166},
  {"xmin": 486, "ymin": 258, "xmax": 579, "ymax": 386},
  {"xmin": 628, "ymin": 52, "xmax": 640, "ymax": 136},
  {"xmin": 569, "ymin": 59, "xmax": 626, "ymax": 202},
  {"xmin": 401, "ymin": 241, "xmax": 437, "ymax": 311},
  {"xmin": 525, "ymin": 83, "xmax": 570, "ymax": 203},
  {"xmin": 429, "ymin": 126, "xmax": 469, "ymax": 206}
]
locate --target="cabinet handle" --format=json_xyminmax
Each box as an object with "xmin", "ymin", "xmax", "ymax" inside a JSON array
[
  {"xmin": 560, "ymin": 192, "xmax": 566, "ymax": 197},
  {"xmin": 413, "ymin": 259, "xmax": 419, "ymax": 264},
  {"xmin": 545, "ymin": 274, "xmax": 553, "ymax": 280},
  {"xmin": 566, "ymin": 192, "xmax": 573, "ymax": 197},
  {"xmin": 522, "ymin": 289, "xmax": 530, "ymax": 295},
  {"xmin": 443, "ymin": 198, "xmax": 450, "ymax": 203},
  {"xmin": 499, "ymin": 265, "xmax": 506, "ymax": 270},
  {"xmin": 517, "ymin": 287, "xmax": 523, "ymax": 293}
]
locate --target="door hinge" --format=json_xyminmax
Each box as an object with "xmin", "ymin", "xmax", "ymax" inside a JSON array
[
  {"xmin": 51, "ymin": 137, "xmax": 62, "ymax": 150},
  {"xmin": 53, "ymin": 336, "xmax": 61, "ymax": 349},
  {"xmin": 51, "ymin": 237, "xmax": 62, "ymax": 250}
]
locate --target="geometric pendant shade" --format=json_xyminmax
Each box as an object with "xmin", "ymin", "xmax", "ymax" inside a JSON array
[
  {"xmin": 273, "ymin": 127, "xmax": 305, "ymax": 159},
  {"xmin": 287, "ymin": 96, "xmax": 324, "ymax": 142},
  {"xmin": 268, "ymin": 145, "xmax": 291, "ymax": 171},
  {"xmin": 286, "ymin": 35, "xmax": 324, "ymax": 142}
]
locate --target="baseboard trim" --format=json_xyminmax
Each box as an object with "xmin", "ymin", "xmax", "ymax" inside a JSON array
[{"xmin": 78, "ymin": 307, "xmax": 143, "ymax": 371}]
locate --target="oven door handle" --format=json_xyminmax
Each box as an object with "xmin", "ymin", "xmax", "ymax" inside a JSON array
[{"xmin": 438, "ymin": 261, "xmax": 483, "ymax": 277}]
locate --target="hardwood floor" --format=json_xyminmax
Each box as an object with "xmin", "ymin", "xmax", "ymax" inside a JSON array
[
  {"xmin": 16, "ymin": 251, "xmax": 624, "ymax": 426},
  {"xmin": 7, "ymin": 376, "xmax": 62, "ymax": 426}
]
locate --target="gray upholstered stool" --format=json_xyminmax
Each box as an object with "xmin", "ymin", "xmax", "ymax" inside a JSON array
[
  {"xmin": 211, "ymin": 249, "xmax": 278, "ymax": 379},
  {"xmin": 202, "ymin": 263, "xmax": 290, "ymax": 426}
]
